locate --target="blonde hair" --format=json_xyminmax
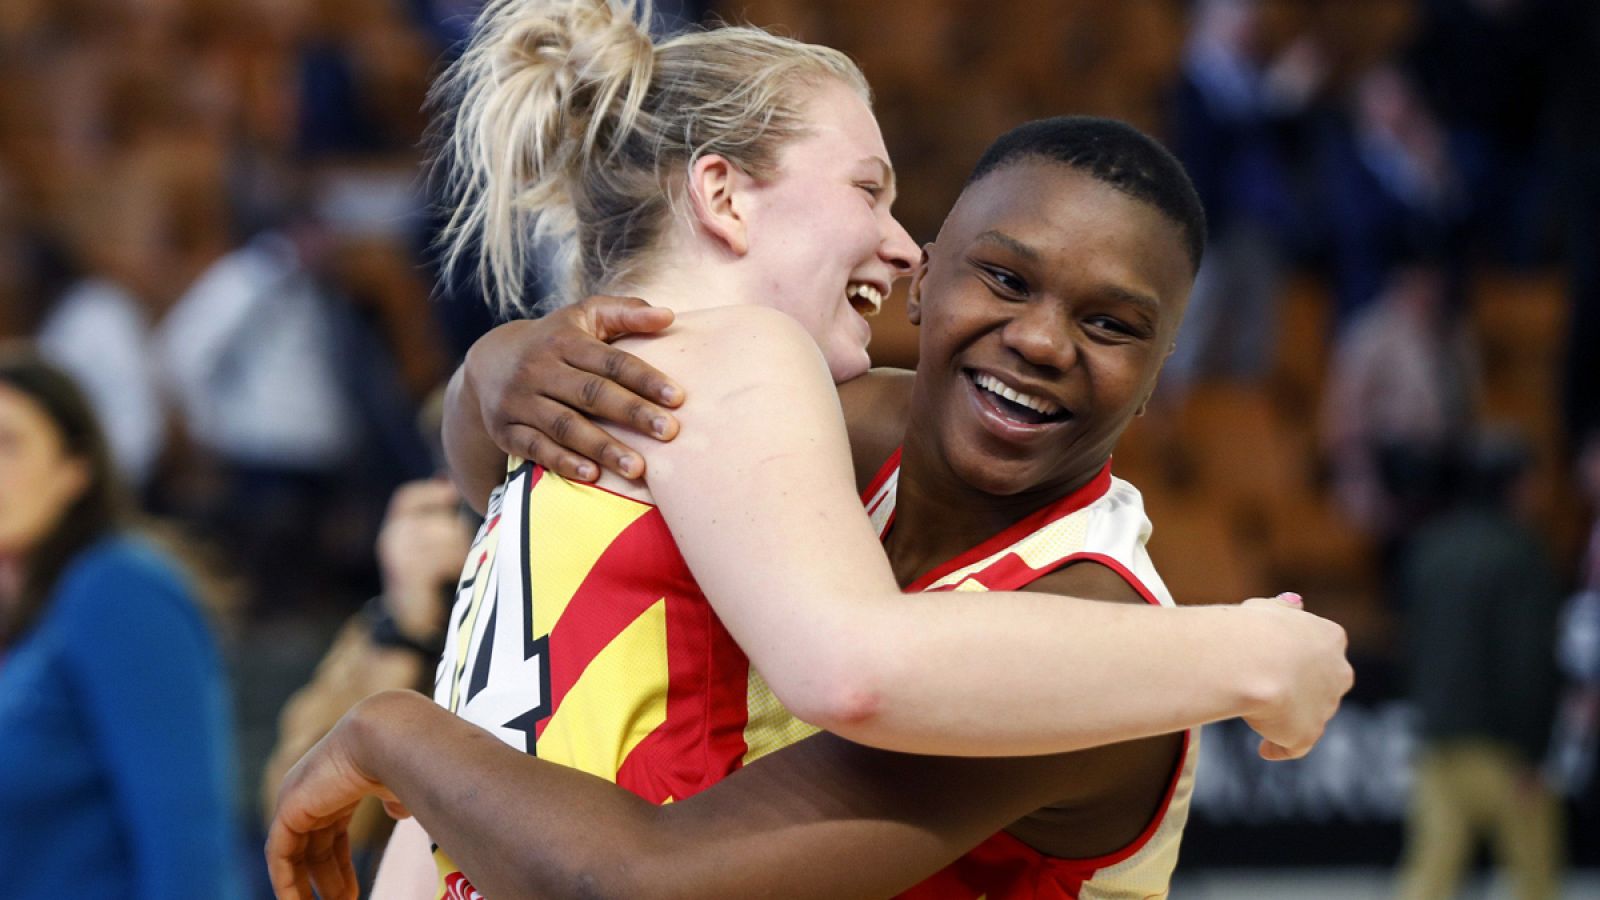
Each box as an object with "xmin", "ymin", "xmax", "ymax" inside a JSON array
[{"xmin": 436, "ymin": 0, "xmax": 870, "ymax": 315}]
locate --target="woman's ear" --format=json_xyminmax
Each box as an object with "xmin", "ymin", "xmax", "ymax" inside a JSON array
[
  {"xmin": 53, "ymin": 455, "xmax": 92, "ymax": 512},
  {"xmin": 686, "ymin": 154, "xmax": 751, "ymax": 256},
  {"xmin": 905, "ymin": 244, "xmax": 933, "ymax": 325}
]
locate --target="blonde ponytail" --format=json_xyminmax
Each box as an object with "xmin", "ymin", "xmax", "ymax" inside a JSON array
[{"xmin": 435, "ymin": 0, "xmax": 869, "ymax": 316}]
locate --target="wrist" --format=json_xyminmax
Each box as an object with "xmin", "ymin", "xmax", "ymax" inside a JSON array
[
  {"xmin": 367, "ymin": 596, "xmax": 445, "ymax": 659},
  {"xmin": 349, "ymin": 690, "xmax": 428, "ymax": 784},
  {"xmin": 1231, "ymin": 609, "xmax": 1292, "ymax": 718}
]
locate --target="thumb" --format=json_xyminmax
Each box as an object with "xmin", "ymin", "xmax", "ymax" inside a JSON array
[{"xmin": 586, "ymin": 296, "xmax": 673, "ymax": 341}]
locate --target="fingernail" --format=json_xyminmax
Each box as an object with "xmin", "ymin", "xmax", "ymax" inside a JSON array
[
  {"xmin": 651, "ymin": 417, "xmax": 670, "ymax": 438},
  {"xmin": 576, "ymin": 462, "xmax": 597, "ymax": 481},
  {"xmin": 1277, "ymin": 592, "xmax": 1303, "ymax": 607},
  {"xmin": 620, "ymin": 455, "xmax": 640, "ymax": 476},
  {"xmin": 659, "ymin": 386, "xmax": 682, "ymax": 404}
]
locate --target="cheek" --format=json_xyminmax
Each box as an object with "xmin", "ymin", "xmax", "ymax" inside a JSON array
[{"xmin": 2, "ymin": 463, "xmax": 80, "ymax": 543}]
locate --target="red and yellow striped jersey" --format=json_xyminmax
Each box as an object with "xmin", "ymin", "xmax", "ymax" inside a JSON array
[
  {"xmin": 430, "ymin": 452, "xmax": 1195, "ymax": 899},
  {"xmin": 433, "ymin": 462, "xmax": 755, "ymax": 801}
]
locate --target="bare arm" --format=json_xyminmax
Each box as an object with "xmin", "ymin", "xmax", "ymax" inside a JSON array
[
  {"xmin": 626, "ymin": 306, "xmax": 1348, "ymax": 758},
  {"xmin": 271, "ymin": 682, "xmax": 1170, "ymax": 900},
  {"xmin": 441, "ymin": 302, "xmax": 1346, "ymax": 757},
  {"xmin": 268, "ymin": 563, "xmax": 1186, "ymax": 899}
]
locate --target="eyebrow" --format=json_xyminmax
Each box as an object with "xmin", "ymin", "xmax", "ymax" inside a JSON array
[
  {"xmin": 973, "ymin": 229, "xmax": 1040, "ymax": 262},
  {"xmin": 1100, "ymin": 284, "xmax": 1162, "ymax": 315}
]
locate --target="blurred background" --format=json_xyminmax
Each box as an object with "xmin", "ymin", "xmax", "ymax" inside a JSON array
[{"xmin": 0, "ymin": 0, "xmax": 1596, "ymax": 895}]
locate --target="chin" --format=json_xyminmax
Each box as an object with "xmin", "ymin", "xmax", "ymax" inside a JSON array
[
  {"xmin": 827, "ymin": 350, "xmax": 873, "ymax": 383},
  {"xmin": 951, "ymin": 454, "xmax": 1038, "ymax": 498}
]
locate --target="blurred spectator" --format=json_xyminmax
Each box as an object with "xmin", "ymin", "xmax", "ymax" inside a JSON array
[
  {"xmin": 1549, "ymin": 431, "xmax": 1600, "ymax": 803},
  {"xmin": 1550, "ymin": 0, "xmax": 1600, "ymax": 451},
  {"xmin": 1407, "ymin": 0, "xmax": 1558, "ymax": 266},
  {"xmin": 0, "ymin": 348, "xmax": 241, "ymax": 897},
  {"xmin": 1322, "ymin": 256, "xmax": 1477, "ymax": 545},
  {"xmin": 1394, "ymin": 433, "xmax": 1565, "ymax": 900},
  {"xmin": 155, "ymin": 226, "xmax": 361, "ymax": 610},
  {"xmin": 36, "ymin": 274, "xmax": 166, "ymax": 491},
  {"xmin": 261, "ymin": 477, "xmax": 472, "ymax": 879},
  {"xmin": 1314, "ymin": 63, "xmax": 1464, "ymax": 325},
  {"xmin": 1162, "ymin": 0, "xmax": 1318, "ymax": 391}
]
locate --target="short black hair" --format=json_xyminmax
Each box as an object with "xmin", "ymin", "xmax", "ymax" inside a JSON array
[{"xmin": 966, "ymin": 116, "xmax": 1207, "ymax": 272}]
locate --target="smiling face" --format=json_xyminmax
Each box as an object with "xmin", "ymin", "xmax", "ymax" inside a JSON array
[
  {"xmin": 0, "ymin": 384, "xmax": 89, "ymax": 561},
  {"xmin": 736, "ymin": 78, "xmax": 920, "ymax": 381},
  {"xmin": 906, "ymin": 159, "xmax": 1194, "ymax": 497}
]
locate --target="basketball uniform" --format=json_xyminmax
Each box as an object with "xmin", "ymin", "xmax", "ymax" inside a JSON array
[{"xmin": 430, "ymin": 451, "xmax": 1196, "ymax": 899}]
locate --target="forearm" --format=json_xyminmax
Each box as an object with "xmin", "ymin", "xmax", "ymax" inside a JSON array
[
  {"xmin": 442, "ymin": 364, "xmax": 509, "ymax": 514},
  {"xmin": 805, "ymin": 597, "xmax": 1291, "ymax": 757},
  {"xmin": 349, "ymin": 692, "xmax": 994, "ymax": 900}
]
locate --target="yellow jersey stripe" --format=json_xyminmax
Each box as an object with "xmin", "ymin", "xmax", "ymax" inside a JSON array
[{"xmin": 537, "ymin": 597, "xmax": 670, "ymax": 779}]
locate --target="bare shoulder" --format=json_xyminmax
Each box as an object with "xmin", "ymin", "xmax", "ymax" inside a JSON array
[
  {"xmin": 838, "ymin": 367, "xmax": 915, "ymax": 489},
  {"xmin": 1024, "ymin": 558, "xmax": 1147, "ymax": 607},
  {"xmin": 613, "ymin": 305, "xmax": 825, "ymax": 386},
  {"xmin": 606, "ymin": 305, "xmax": 852, "ymax": 498},
  {"xmin": 838, "ymin": 367, "xmax": 915, "ymax": 411}
]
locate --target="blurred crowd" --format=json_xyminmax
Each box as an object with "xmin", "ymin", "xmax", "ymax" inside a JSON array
[{"xmin": 0, "ymin": 0, "xmax": 1597, "ymax": 896}]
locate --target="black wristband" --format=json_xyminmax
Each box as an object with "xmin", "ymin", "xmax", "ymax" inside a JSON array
[{"xmin": 365, "ymin": 597, "xmax": 445, "ymax": 660}]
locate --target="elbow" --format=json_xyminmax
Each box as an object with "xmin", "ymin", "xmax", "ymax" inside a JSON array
[{"xmin": 769, "ymin": 652, "xmax": 886, "ymax": 738}]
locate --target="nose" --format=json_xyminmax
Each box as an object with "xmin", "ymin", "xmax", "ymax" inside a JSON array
[
  {"xmin": 879, "ymin": 212, "xmax": 919, "ymax": 278},
  {"xmin": 1002, "ymin": 303, "xmax": 1077, "ymax": 372}
]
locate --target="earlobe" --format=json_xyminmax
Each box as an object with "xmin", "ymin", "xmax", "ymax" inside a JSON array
[
  {"xmin": 905, "ymin": 245, "xmax": 932, "ymax": 325},
  {"xmin": 687, "ymin": 155, "xmax": 750, "ymax": 257}
]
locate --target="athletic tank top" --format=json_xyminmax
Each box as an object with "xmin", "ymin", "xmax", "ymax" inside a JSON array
[
  {"xmin": 429, "ymin": 460, "xmax": 809, "ymax": 895},
  {"xmin": 863, "ymin": 450, "xmax": 1200, "ymax": 900},
  {"xmin": 430, "ymin": 453, "xmax": 1196, "ymax": 899}
]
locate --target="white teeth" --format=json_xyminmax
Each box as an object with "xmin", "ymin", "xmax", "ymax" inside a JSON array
[
  {"xmin": 972, "ymin": 372, "xmax": 1062, "ymax": 416},
  {"xmin": 846, "ymin": 282, "xmax": 884, "ymax": 316}
]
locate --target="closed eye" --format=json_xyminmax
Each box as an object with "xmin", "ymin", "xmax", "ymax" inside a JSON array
[{"xmin": 856, "ymin": 182, "xmax": 885, "ymax": 200}]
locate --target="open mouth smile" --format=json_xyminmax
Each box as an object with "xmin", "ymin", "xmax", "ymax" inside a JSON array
[
  {"xmin": 965, "ymin": 369, "xmax": 1072, "ymax": 434},
  {"xmin": 846, "ymin": 282, "xmax": 885, "ymax": 317}
]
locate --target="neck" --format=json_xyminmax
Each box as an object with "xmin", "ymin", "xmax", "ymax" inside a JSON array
[
  {"xmin": 604, "ymin": 244, "xmax": 753, "ymax": 316},
  {"xmin": 884, "ymin": 430, "xmax": 1109, "ymax": 587}
]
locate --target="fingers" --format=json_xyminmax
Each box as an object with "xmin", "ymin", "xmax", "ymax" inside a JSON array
[
  {"xmin": 579, "ymin": 294, "xmax": 677, "ymax": 344},
  {"xmin": 504, "ymin": 399, "xmax": 646, "ymax": 481},
  {"xmin": 1258, "ymin": 739, "xmax": 1304, "ymax": 761},
  {"xmin": 1242, "ymin": 591, "xmax": 1305, "ymax": 610},
  {"xmin": 305, "ymin": 821, "xmax": 358, "ymax": 900},
  {"xmin": 557, "ymin": 340, "xmax": 684, "ymax": 429},
  {"xmin": 387, "ymin": 479, "xmax": 461, "ymax": 519},
  {"xmin": 562, "ymin": 303, "xmax": 684, "ymax": 410},
  {"xmin": 265, "ymin": 823, "xmax": 314, "ymax": 900}
]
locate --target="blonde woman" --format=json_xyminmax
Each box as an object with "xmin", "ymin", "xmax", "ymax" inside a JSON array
[{"xmin": 270, "ymin": 3, "xmax": 1351, "ymax": 896}]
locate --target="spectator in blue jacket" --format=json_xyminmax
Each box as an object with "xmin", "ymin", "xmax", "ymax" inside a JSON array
[{"xmin": 0, "ymin": 347, "xmax": 242, "ymax": 898}]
